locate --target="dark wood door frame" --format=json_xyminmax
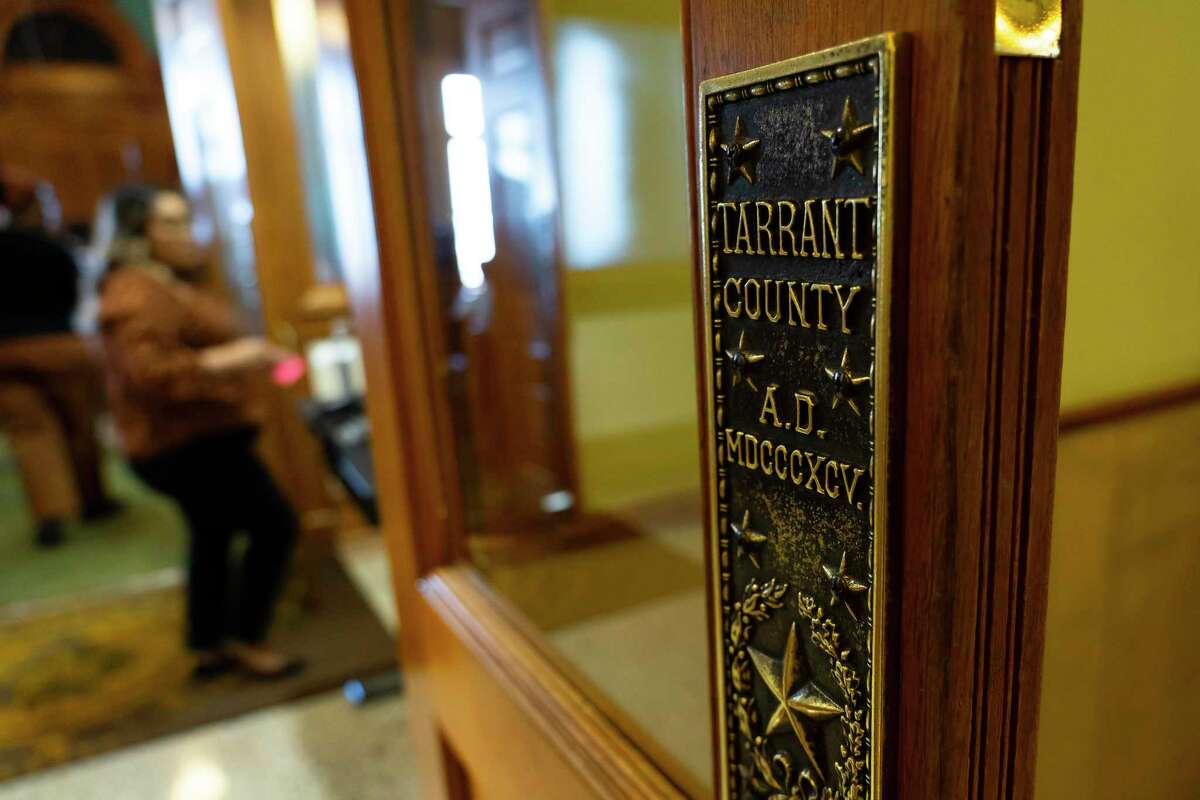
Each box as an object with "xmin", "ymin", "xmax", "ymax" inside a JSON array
[{"xmin": 684, "ymin": 2, "xmax": 1081, "ymax": 798}]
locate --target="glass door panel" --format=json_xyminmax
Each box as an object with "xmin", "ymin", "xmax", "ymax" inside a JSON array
[{"xmin": 404, "ymin": 0, "xmax": 711, "ymax": 792}]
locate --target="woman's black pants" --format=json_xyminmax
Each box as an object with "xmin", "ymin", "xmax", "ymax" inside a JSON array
[{"xmin": 132, "ymin": 428, "xmax": 298, "ymax": 651}]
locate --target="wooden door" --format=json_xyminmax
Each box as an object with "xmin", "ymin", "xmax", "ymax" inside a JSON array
[
  {"xmin": 340, "ymin": 0, "xmax": 1081, "ymax": 797},
  {"xmin": 0, "ymin": 2, "xmax": 177, "ymax": 230}
]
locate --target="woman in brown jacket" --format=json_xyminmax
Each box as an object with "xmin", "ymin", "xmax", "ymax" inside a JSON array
[{"xmin": 97, "ymin": 185, "xmax": 301, "ymax": 680}]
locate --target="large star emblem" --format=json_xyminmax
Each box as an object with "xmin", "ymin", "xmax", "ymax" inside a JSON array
[
  {"xmin": 749, "ymin": 623, "xmax": 843, "ymax": 781},
  {"xmin": 725, "ymin": 330, "xmax": 765, "ymax": 392},
  {"xmin": 721, "ymin": 115, "xmax": 761, "ymax": 187},
  {"xmin": 820, "ymin": 96, "xmax": 876, "ymax": 179},
  {"xmin": 824, "ymin": 347, "xmax": 871, "ymax": 416}
]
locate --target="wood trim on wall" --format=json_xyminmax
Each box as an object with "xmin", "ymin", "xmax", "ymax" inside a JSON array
[
  {"xmin": 0, "ymin": 1, "xmax": 176, "ymax": 227},
  {"xmin": 1059, "ymin": 381, "xmax": 1200, "ymax": 433}
]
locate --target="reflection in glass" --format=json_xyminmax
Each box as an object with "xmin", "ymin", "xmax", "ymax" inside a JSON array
[
  {"xmin": 555, "ymin": 24, "xmax": 627, "ymax": 269},
  {"xmin": 442, "ymin": 74, "xmax": 495, "ymax": 290},
  {"xmin": 155, "ymin": 0, "xmax": 262, "ymax": 324},
  {"xmin": 272, "ymin": 0, "xmax": 379, "ymax": 284},
  {"xmin": 407, "ymin": 0, "xmax": 710, "ymax": 792}
]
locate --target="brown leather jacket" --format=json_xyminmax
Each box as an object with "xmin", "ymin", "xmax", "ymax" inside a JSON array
[
  {"xmin": 98, "ymin": 265, "xmax": 262, "ymax": 459},
  {"xmin": 0, "ymin": 332, "xmax": 97, "ymax": 377}
]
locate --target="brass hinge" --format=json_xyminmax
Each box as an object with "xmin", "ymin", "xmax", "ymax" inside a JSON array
[{"xmin": 996, "ymin": 0, "xmax": 1062, "ymax": 58}]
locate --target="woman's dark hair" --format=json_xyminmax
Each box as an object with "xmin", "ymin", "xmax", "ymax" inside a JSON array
[
  {"xmin": 93, "ymin": 183, "xmax": 159, "ymax": 272},
  {"xmin": 111, "ymin": 183, "xmax": 158, "ymax": 239}
]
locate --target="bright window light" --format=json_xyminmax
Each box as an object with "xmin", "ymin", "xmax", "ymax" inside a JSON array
[
  {"xmin": 441, "ymin": 73, "xmax": 495, "ymax": 290},
  {"xmin": 441, "ymin": 74, "xmax": 485, "ymax": 139},
  {"xmin": 555, "ymin": 24, "xmax": 627, "ymax": 269}
]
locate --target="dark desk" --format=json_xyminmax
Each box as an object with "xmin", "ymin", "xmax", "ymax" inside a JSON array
[{"xmin": 300, "ymin": 397, "xmax": 377, "ymax": 524}]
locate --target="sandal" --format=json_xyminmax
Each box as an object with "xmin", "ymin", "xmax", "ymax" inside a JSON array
[{"xmin": 191, "ymin": 653, "xmax": 234, "ymax": 682}]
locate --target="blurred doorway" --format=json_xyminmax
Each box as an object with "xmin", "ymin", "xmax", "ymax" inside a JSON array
[{"xmin": 0, "ymin": 0, "xmax": 394, "ymax": 782}]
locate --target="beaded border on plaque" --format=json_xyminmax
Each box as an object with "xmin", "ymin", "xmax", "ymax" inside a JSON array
[{"xmin": 697, "ymin": 34, "xmax": 900, "ymax": 800}]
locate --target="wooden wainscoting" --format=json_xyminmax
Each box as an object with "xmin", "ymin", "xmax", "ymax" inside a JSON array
[
  {"xmin": 1058, "ymin": 382, "xmax": 1200, "ymax": 433},
  {"xmin": 0, "ymin": 2, "xmax": 177, "ymax": 228},
  {"xmin": 1037, "ymin": 390, "xmax": 1200, "ymax": 799}
]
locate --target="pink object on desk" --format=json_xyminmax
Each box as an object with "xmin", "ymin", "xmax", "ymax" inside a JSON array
[{"xmin": 272, "ymin": 355, "xmax": 307, "ymax": 387}]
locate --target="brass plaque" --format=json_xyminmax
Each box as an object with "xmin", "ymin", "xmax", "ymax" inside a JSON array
[{"xmin": 697, "ymin": 35, "xmax": 901, "ymax": 800}]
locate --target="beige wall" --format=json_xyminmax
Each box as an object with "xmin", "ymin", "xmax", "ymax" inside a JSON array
[
  {"xmin": 544, "ymin": 2, "xmax": 697, "ymax": 510},
  {"xmin": 1058, "ymin": 0, "xmax": 1200, "ymax": 409},
  {"xmin": 1039, "ymin": 3, "xmax": 1200, "ymax": 797}
]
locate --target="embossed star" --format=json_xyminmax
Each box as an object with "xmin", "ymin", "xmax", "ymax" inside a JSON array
[
  {"xmin": 823, "ymin": 550, "xmax": 869, "ymax": 621},
  {"xmin": 820, "ymin": 96, "xmax": 876, "ymax": 179},
  {"xmin": 721, "ymin": 115, "xmax": 761, "ymax": 187},
  {"xmin": 730, "ymin": 509, "xmax": 768, "ymax": 568},
  {"xmin": 824, "ymin": 347, "xmax": 871, "ymax": 416},
  {"xmin": 726, "ymin": 330, "xmax": 765, "ymax": 392},
  {"xmin": 748, "ymin": 623, "xmax": 843, "ymax": 781}
]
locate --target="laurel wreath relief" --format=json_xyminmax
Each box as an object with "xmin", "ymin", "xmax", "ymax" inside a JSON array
[{"xmin": 730, "ymin": 579, "xmax": 868, "ymax": 800}]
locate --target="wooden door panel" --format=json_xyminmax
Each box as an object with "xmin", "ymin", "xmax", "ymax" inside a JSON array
[
  {"xmin": 685, "ymin": 2, "xmax": 1080, "ymax": 798},
  {"xmin": 341, "ymin": 0, "xmax": 1082, "ymax": 796}
]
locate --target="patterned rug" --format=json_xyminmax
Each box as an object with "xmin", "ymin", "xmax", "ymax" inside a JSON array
[{"xmin": 0, "ymin": 555, "xmax": 395, "ymax": 779}]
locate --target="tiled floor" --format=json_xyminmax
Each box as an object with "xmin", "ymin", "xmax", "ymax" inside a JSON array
[
  {"xmin": 0, "ymin": 536, "xmax": 416, "ymax": 800},
  {"xmin": 0, "ymin": 691, "xmax": 418, "ymax": 800}
]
